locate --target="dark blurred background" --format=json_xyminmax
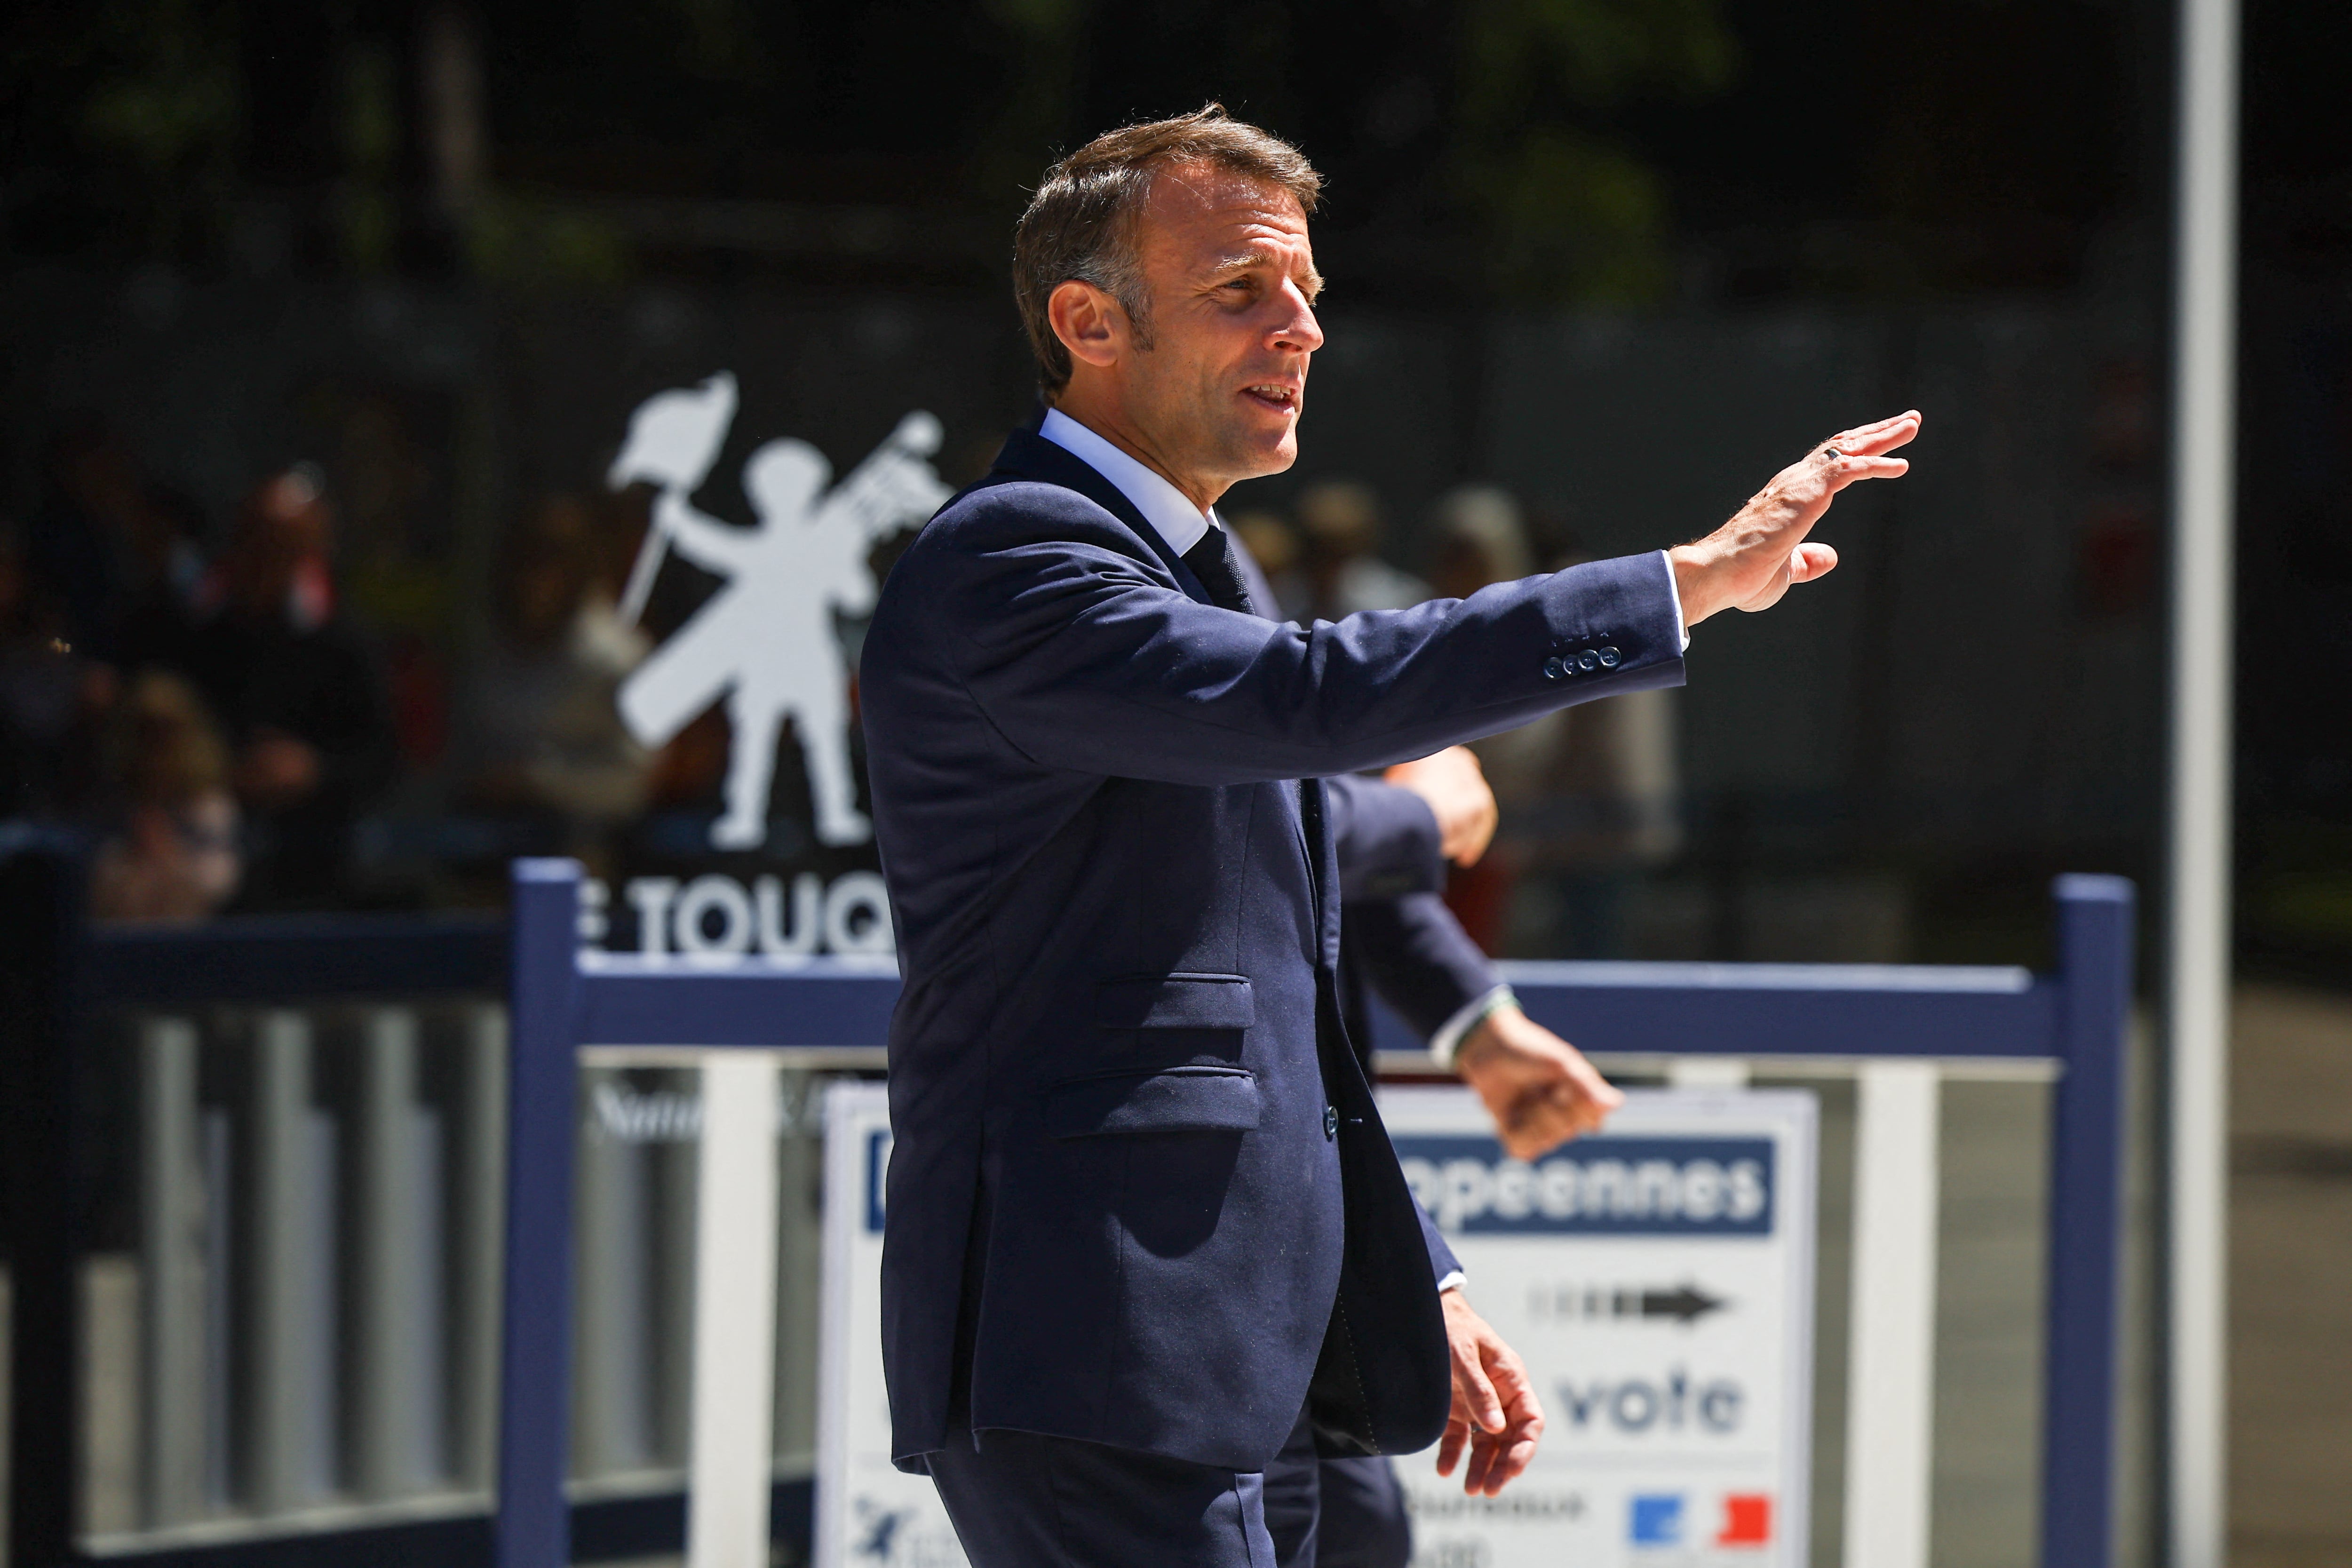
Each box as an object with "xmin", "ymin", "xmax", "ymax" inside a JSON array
[
  {"xmin": 6, "ymin": 5, "xmax": 2352, "ymax": 1562},
  {"xmin": 0, "ymin": 0, "xmax": 2340, "ymax": 979}
]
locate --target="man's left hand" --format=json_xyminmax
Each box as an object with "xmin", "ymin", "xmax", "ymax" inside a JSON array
[
  {"xmin": 1457, "ymin": 1004, "xmax": 1623, "ymax": 1159},
  {"xmin": 1437, "ymin": 1289, "xmax": 1544, "ymax": 1495},
  {"xmin": 1382, "ymin": 746, "xmax": 1497, "ymax": 867}
]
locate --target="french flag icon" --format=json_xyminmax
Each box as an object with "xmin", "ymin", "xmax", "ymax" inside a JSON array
[{"xmin": 1716, "ymin": 1494, "xmax": 1772, "ymax": 1546}]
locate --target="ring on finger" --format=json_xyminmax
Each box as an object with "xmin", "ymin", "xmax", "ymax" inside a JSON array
[{"xmin": 1821, "ymin": 446, "xmax": 1845, "ymax": 460}]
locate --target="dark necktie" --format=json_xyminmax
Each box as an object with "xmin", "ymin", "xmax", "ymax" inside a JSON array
[
  {"xmin": 1181, "ymin": 526, "xmax": 1256, "ymax": 615},
  {"xmin": 1182, "ymin": 521, "xmax": 1328, "ymax": 923}
]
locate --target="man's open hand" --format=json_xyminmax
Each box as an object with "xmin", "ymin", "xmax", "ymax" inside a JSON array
[
  {"xmin": 1437, "ymin": 1290, "xmax": 1544, "ymax": 1495},
  {"xmin": 1457, "ymin": 1003, "xmax": 1623, "ymax": 1158},
  {"xmin": 1669, "ymin": 411, "xmax": 1920, "ymax": 627},
  {"xmin": 1383, "ymin": 746, "xmax": 1498, "ymax": 867}
]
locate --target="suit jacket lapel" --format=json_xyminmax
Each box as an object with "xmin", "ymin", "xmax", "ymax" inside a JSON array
[
  {"xmin": 987, "ymin": 425, "xmax": 1219, "ymax": 609},
  {"xmin": 986, "ymin": 420, "xmax": 1326, "ymax": 924}
]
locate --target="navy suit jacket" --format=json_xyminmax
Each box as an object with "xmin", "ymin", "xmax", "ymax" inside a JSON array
[{"xmin": 859, "ymin": 422, "xmax": 1685, "ymax": 1474}]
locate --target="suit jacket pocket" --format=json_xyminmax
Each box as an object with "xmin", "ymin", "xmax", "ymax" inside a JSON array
[
  {"xmin": 1093, "ymin": 972, "xmax": 1255, "ymax": 1030},
  {"xmin": 1042, "ymin": 1065, "xmax": 1262, "ymax": 1138}
]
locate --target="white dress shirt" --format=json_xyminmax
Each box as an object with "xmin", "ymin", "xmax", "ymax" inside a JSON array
[{"xmin": 1041, "ymin": 407, "xmax": 1218, "ymax": 555}]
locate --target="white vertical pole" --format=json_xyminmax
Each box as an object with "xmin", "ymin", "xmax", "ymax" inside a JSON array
[
  {"xmin": 137, "ymin": 1016, "xmax": 205, "ymax": 1527},
  {"xmin": 2169, "ymin": 0, "xmax": 2239, "ymax": 1563},
  {"xmin": 572, "ymin": 1067, "xmax": 643, "ymax": 1476},
  {"xmin": 686, "ymin": 1053, "xmax": 782, "ymax": 1568},
  {"xmin": 352, "ymin": 1006, "xmax": 424, "ymax": 1500},
  {"xmin": 453, "ymin": 1003, "xmax": 507, "ymax": 1491},
  {"xmin": 1843, "ymin": 1061, "xmax": 1941, "ymax": 1568},
  {"xmin": 244, "ymin": 1009, "xmax": 316, "ymax": 1515}
]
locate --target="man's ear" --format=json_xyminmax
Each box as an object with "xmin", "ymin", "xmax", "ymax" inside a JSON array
[{"xmin": 1047, "ymin": 279, "xmax": 1124, "ymax": 372}]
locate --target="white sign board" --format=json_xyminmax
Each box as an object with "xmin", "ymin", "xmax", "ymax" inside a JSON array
[
  {"xmin": 816, "ymin": 1082, "xmax": 1816, "ymax": 1568},
  {"xmin": 1382, "ymin": 1087, "xmax": 1819, "ymax": 1568},
  {"xmin": 816, "ymin": 1082, "xmax": 969, "ymax": 1568}
]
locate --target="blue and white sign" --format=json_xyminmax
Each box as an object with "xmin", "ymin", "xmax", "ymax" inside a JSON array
[
  {"xmin": 816, "ymin": 1083, "xmax": 969, "ymax": 1568},
  {"xmin": 1383, "ymin": 1088, "xmax": 1819, "ymax": 1568},
  {"xmin": 1398, "ymin": 1135, "xmax": 1775, "ymax": 1235},
  {"xmin": 817, "ymin": 1082, "xmax": 1816, "ymax": 1568}
]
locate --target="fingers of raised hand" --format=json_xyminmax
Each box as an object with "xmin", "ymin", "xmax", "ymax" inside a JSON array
[
  {"xmin": 1787, "ymin": 543, "xmax": 1838, "ymax": 585},
  {"xmin": 1822, "ymin": 410, "xmax": 1922, "ymax": 458},
  {"xmin": 1824, "ymin": 454, "xmax": 1909, "ymax": 488}
]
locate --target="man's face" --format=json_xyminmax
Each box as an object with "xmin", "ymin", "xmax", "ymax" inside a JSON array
[{"xmin": 1118, "ymin": 163, "xmax": 1323, "ymax": 491}]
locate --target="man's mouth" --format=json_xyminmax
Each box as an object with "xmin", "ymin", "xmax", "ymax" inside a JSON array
[{"xmin": 1241, "ymin": 383, "xmax": 1299, "ymax": 414}]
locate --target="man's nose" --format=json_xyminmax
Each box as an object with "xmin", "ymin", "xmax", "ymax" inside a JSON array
[{"xmin": 1269, "ymin": 286, "xmax": 1323, "ymax": 353}]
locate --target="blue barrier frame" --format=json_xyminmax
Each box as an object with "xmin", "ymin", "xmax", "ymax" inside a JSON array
[
  {"xmin": 496, "ymin": 861, "xmax": 2134, "ymax": 1568},
  {"xmin": 2, "ymin": 831, "xmax": 518, "ymax": 1568}
]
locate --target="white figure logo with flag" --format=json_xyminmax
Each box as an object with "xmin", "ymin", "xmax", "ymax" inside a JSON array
[{"xmin": 608, "ymin": 374, "xmax": 950, "ymax": 850}]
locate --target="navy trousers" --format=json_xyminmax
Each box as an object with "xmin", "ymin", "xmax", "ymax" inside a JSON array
[
  {"xmin": 928, "ymin": 1405, "xmax": 1413, "ymax": 1568},
  {"xmin": 928, "ymin": 1427, "xmax": 1276, "ymax": 1568},
  {"xmin": 1262, "ymin": 1411, "xmax": 1414, "ymax": 1568}
]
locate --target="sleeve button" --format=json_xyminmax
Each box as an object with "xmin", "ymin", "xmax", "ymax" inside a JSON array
[
  {"xmin": 1598, "ymin": 646, "xmax": 1621, "ymax": 668},
  {"xmin": 1543, "ymin": 656, "xmax": 1565, "ymax": 680},
  {"xmin": 1577, "ymin": 650, "xmax": 1601, "ymax": 672}
]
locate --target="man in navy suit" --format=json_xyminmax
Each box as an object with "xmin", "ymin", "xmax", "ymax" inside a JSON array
[{"xmin": 860, "ymin": 103, "xmax": 1917, "ymax": 1566}]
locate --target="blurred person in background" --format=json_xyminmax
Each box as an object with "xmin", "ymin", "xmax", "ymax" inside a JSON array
[
  {"xmin": 157, "ymin": 467, "xmax": 394, "ymax": 909},
  {"xmin": 30, "ymin": 418, "xmax": 145, "ymax": 663},
  {"xmin": 1428, "ymin": 487, "xmax": 1681, "ymax": 955},
  {"xmin": 458, "ymin": 493, "xmax": 654, "ymax": 853},
  {"xmin": 30, "ymin": 418, "xmax": 211, "ymax": 669},
  {"xmin": 0, "ymin": 525, "xmax": 111, "ymax": 818},
  {"xmin": 88, "ymin": 669, "xmax": 241, "ymax": 922},
  {"xmin": 1295, "ymin": 478, "xmax": 1428, "ymax": 620}
]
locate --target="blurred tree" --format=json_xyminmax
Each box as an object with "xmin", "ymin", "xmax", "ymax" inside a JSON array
[
  {"xmin": 335, "ymin": 37, "xmax": 402, "ymax": 271},
  {"xmin": 970, "ymin": 0, "xmax": 1093, "ymax": 204},
  {"xmin": 52, "ymin": 0, "xmax": 244, "ymax": 255},
  {"xmin": 1451, "ymin": 0, "xmax": 1737, "ymax": 302},
  {"xmin": 963, "ymin": 0, "xmax": 1736, "ymax": 303},
  {"xmin": 2, "ymin": 0, "xmax": 2160, "ymax": 302}
]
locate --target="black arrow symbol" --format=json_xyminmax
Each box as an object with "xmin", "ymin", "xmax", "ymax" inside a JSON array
[{"xmin": 1638, "ymin": 1284, "xmax": 1727, "ymax": 1324}]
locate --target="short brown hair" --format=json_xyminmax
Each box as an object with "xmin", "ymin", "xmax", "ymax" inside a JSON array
[{"xmin": 1012, "ymin": 104, "xmax": 1321, "ymax": 394}]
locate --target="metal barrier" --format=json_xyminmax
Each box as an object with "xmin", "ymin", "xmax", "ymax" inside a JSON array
[
  {"xmin": 2, "ymin": 830, "xmax": 516, "ymax": 1566},
  {"xmin": 0, "ymin": 835, "xmax": 847, "ymax": 1568},
  {"xmin": 0, "ymin": 836, "xmax": 2131, "ymax": 1568},
  {"xmin": 494, "ymin": 858, "xmax": 2134, "ymax": 1568}
]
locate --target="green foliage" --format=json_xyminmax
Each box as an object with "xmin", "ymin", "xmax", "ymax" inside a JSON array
[
  {"xmin": 1471, "ymin": 127, "xmax": 1670, "ymax": 303},
  {"xmin": 1458, "ymin": 0, "xmax": 1735, "ymax": 117},
  {"xmin": 337, "ymin": 41, "xmax": 402, "ymax": 272},
  {"xmin": 669, "ymin": 0, "xmax": 775, "ymax": 84},
  {"xmin": 1451, "ymin": 0, "xmax": 1737, "ymax": 302},
  {"xmin": 78, "ymin": 0, "xmax": 243, "ymax": 177},
  {"xmin": 971, "ymin": 0, "xmax": 1098, "ymax": 204},
  {"xmin": 460, "ymin": 194, "xmax": 633, "ymax": 289}
]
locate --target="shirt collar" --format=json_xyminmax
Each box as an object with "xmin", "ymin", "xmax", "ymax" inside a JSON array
[{"xmin": 1038, "ymin": 407, "xmax": 1217, "ymax": 557}]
